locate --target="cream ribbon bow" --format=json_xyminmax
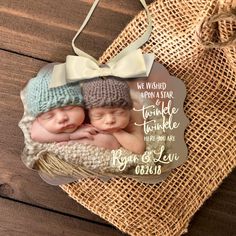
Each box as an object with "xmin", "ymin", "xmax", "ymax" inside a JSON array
[
  {"xmin": 50, "ymin": 49, "xmax": 154, "ymax": 88},
  {"xmin": 49, "ymin": 0, "xmax": 154, "ymax": 88}
]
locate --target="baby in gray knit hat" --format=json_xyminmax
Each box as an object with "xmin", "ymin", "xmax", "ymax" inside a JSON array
[
  {"xmin": 82, "ymin": 77, "xmax": 145, "ymax": 154},
  {"xmin": 26, "ymin": 63, "xmax": 120, "ymax": 149}
]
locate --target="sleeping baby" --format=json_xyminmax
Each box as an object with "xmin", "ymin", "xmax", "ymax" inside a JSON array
[
  {"xmin": 82, "ymin": 77, "xmax": 145, "ymax": 154},
  {"xmin": 25, "ymin": 64, "xmax": 120, "ymax": 150}
]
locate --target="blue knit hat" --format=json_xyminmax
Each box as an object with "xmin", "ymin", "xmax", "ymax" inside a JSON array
[{"xmin": 25, "ymin": 63, "xmax": 84, "ymax": 117}]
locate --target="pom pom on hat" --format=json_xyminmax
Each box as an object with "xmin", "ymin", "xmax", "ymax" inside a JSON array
[
  {"xmin": 82, "ymin": 77, "xmax": 133, "ymax": 109},
  {"xmin": 25, "ymin": 63, "xmax": 84, "ymax": 117}
]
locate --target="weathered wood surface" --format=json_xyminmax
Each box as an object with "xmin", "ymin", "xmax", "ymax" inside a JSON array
[
  {"xmin": 0, "ymin": 49, "xmax": 107, "ymax": 224},
  {"xmin": 0, "ymin": 197, "xmax": 123, "ymax": 236},
  {"xmin": 0, "ymin": 0, "xmax": 153, "ymax": 61},
  {"xmin": 185, "ymin": 169, "xmax": 236, "ymax": 236},
  {"xmin": 0, "ymin": 0, "xmax": 235, "ymax": 235}
]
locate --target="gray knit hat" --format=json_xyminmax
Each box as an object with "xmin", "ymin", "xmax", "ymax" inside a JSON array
[
  {"xmin": 25, "ymin": 63, "xmax": 84, "ymax": 117},
  {"xmin": 82, "ymin": 77, "xmax": 133, "ymax": 109}
]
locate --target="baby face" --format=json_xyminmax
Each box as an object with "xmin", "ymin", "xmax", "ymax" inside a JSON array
[
  {"xmin": 37, "ymin": 105, "xmax": 85, "ymax": 134},
  {"xmin": 89, "ymin": 107, "xmax": 130, "ymax": 132}
]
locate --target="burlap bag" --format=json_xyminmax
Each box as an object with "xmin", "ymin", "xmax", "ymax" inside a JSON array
[
  {"xmin": 58, "ymin": 0, "xmax": 236, "ymax": 235},
  {"xmin": 219, "ymin": 0, "xmax": 236, "ymax": 71}
]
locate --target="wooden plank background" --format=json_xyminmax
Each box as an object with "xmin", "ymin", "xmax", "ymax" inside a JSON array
[{"xmin": 0, "ymin": 0, "xmax": 235, "ymax": 235}]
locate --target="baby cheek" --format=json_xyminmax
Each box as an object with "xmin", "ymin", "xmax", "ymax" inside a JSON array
[
  {"xmin": 90, "ymin": 119, "xmax": 97, "ymax": 126},
  {"xmin": 41, "ymin": 121, "xmax": 55, "ymax": 133},
  {"xmin": 79, "ymin": 111, "xmax": 85, "ymax": 123},
  {"xmin": 71, "ymin": 110, "xmax": 84, "ymax": 123},
  {"xmin": 49, "ymin": 120, "xmax": 61, "ymax": 132},
  {"xmin": 38, "ymin": 119, "xmax": 49, "ymax": 129},
  {"xmin": 90, "ymin": 119, "xmax": 101, "ymax": 129},
  {"xmin": 121, "ymin": 117, "xmax": 130, "ymax": 127}
]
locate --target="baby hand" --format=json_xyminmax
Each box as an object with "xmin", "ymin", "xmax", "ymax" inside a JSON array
[{"xmin": 70, "ymin": 125, "xmax": 99, "ymax": 140}]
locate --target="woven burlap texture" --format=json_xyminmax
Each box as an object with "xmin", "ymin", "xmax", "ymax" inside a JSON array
[
  {"xmin": 219, "ymin": 0, "xmax": 236, "ymax": 71},
  {"xmin": 60, "ymin": 0, "xmax": 236, "ymax": 235}
]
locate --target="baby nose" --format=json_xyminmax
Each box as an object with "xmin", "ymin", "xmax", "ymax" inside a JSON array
[
  {"xmin": 105, "ymin": 114, "xmax": 115, "ymax": 124},
  {"xmin": 57, "ymin": 112, "xmax": 69, "ymax": 124}
]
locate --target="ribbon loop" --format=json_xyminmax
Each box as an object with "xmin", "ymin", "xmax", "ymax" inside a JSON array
[
  {"xmin": 50, "ymin": 49, "xmax": 154, "ymax": 88},
  {"xmin": 50, "ymin": 0, "xmax": 154, "ymax": 88},
  {"xmin": 98, "ymin": 67, "xmax": 112, "ymax": 77}
]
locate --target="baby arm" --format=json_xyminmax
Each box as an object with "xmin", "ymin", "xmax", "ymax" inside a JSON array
[
  {"xmin": 77, "ymin": 132, "xmax": 121, "ymax": 150},
  {"xmin": 70, "ymin": 125, "xmax": 120, "ymax": 149},
  {"xmin": 69, "ymin": 125, "xmax": 98, "ymax": 140},
  {"xmin": 112, "ymin": 110, "xmax": 145, "ymax": 154},
  {"xmin": 112, "ymin": 128, "xmax": 145, "ymax": 154},
  {"xmin": 31, "ymin": 120, "xmax": 70, "ymax": 143}
]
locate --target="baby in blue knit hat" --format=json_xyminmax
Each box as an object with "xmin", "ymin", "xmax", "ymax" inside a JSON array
[{"xmin": 26, "ymin": 63, "xmax": 120, "ymax": 149}]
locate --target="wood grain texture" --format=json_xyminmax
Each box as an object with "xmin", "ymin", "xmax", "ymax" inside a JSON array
[
  {"xmin": 0, "ymin": 197, "xmax": 123, "ymax": 236},
  {"xmin": 0, "ymin": 0, "xmax": 153, "ymax": 61},
  {"xmin": 186, "ymin": 169, "xmax": 236, "ymax": 236},
  {"xmin": 0, "ymin": 49, "xmax": 107, "ymax": 224}
]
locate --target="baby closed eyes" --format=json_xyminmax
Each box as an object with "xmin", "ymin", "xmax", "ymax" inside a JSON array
[
  {"xmin": 38, "ymin": 106, "xmax": 75, "ymax": 120},
  {"xmin": 91, "ymin": 109, "xmax": 126, "ymax": 119}
]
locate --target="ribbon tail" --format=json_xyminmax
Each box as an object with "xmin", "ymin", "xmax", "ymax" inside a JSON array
[
  {"xmin": 49, "ymin": 64, "xmax": 67, "ymax": 88},
  {"xmin": 143, "ymin": 53, "xmax": 155, "ymax": 76}
]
